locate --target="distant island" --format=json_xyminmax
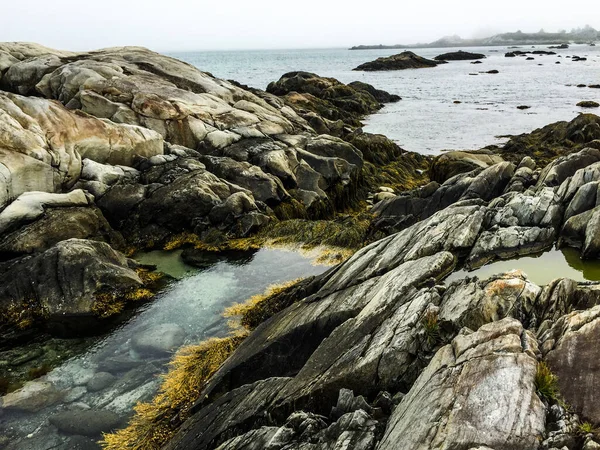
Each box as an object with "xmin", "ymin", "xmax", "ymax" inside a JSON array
[{"xmin": 350, "ymin": 25, "xmax": 599, "ymax": 50}]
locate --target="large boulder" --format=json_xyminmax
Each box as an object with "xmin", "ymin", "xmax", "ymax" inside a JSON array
[
  {"xmin": 0, "ymin": 203, "xmax": 125, "ymax": 258},
  {"xmin": 0, "ymin": 238, "xmax": 144, "ymax": 336},
  {"xmin": 129, "ymin": 167, "xmax": 255, "ymax": 239},
  {"xmin": 542, "ymin": 306, "xmax": 600, "ymax": 423}
]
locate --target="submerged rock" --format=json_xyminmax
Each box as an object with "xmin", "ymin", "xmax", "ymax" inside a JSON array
[
  {"xmin": 0, "ymin": 380, "xmax": 63, "ymax": 412},
  {"xmin": 49, "ymin": 409, "xmax": 122, "ymax": 436},
  {"xmin": 131, "ymin": 323, "xmax": 186, "ymax": 355},
  {"xmin": 86, "ymin": 372, "xmax": 116, "ymax": 392}
]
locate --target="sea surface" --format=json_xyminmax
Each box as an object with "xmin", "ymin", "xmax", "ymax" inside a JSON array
[{"xmin": 170, "ymin": 45, "xmax": 600, "ymax": 154}]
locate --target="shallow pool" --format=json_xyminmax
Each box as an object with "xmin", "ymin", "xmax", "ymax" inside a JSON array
[
  {"xmin": 446, "ymin": 247, "xmax": 600, "ymax": 286},
  {"xmin": 0, "ymin": 248, "xmax": 329, "ymax": 449}
]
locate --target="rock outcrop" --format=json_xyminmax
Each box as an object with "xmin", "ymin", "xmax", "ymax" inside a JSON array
[
  {"xmin": 153, "ymin": 129, "xmax": 600, "ymax": 448},
  {"xmin": 0, "ymin": 42, "xmax": 428, "ymax": 352},
  {"xmin": 0, "ymin": 91, "xmax": 163, "ymax": 210},
  {"xmin": 353, "ymin": 51, "xmax": 441, "ymax": 71},
  {"xmin": 266, "ymin": 72, "xmax": 400, "ymax": 138}
]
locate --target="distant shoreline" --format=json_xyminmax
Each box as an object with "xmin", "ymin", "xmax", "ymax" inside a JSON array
[
  {"xmin": 349, "ymin": 41, "xmax": 569, "ymax": 50},
  {"xmin": 350, "ymin": 27, "xmax": 599, "ymax": 50}
]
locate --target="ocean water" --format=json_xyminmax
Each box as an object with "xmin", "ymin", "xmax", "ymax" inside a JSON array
[{"xmin": 170, "ymin": 45, "xmax": 600, "ymax": 154}]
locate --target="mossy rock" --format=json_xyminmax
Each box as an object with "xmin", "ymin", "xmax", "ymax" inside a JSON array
[
  {"xmin": 498, "ymin": 114, "xmax": 600, "ymax": 166},
  {"xmin": 577, "ymin": 101, "xmax": 600, "ymax": 108}
]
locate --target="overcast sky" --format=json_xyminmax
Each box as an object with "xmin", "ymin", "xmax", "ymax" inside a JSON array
[{"xmin": 3, "ymin": 0, "xmax": 599, "ymax": 52}]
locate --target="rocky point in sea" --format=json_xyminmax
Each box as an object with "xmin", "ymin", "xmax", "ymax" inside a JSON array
[
  {"xmin": 3, "ymin": 41, "xmax": 600, "ymax": 450},
  {"xmin": 353, "ymin": 51, "xmax": 443, "ymax": 71},
  {"xmin": 434, "ymin": 50, "xmax": 486, "ymax": 61}
]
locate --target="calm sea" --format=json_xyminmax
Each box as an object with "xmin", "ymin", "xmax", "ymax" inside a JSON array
[{"xmin": 169, "ymin": 45, "xmax": 600, "ymax": 154}]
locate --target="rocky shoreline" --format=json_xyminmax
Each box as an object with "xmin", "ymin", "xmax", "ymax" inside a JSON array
[
  {"xmin": 0, "ymin": 44, "xmax": 418, "ymax": 345},
  {"xmin": 2, "ymin": 42, "xmax": 600, "ymax": 450}
]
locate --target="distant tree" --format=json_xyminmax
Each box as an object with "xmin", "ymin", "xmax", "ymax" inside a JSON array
[{"xmin": 539, "ymin": 28, "xmax": 545, "ymax": 34}]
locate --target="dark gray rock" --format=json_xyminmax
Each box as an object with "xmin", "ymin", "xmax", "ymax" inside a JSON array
[
  {"xmin": 165, "ymin": 378, "xmax": 291, "ymax": 450},
  {"xmin": 0, "ymin": 205, "xmax": 125, "ymax": 259},
  {"xmin": 0, "ymin": 239, "xmax": 143, "ymax": 337},
  {"xmin": 434, "ymin": 51, "xmax": 486, "ymax": 61}
]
